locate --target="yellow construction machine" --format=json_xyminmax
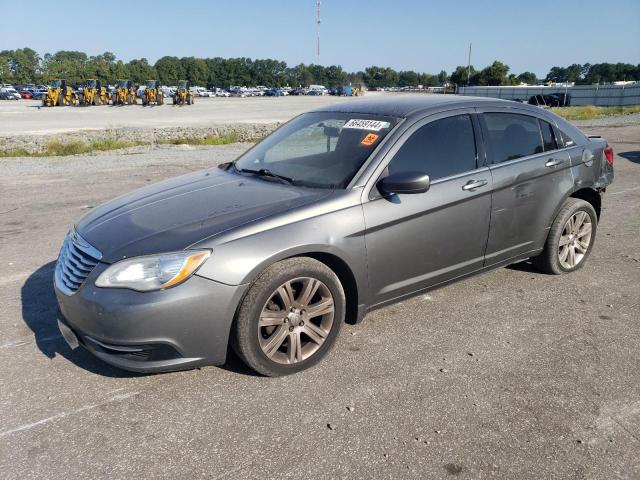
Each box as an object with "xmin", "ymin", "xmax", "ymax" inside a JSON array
[
  {"xmin": 173, "ymin": 80, "xmax": 194, "ymax": 105},
  {"xmin": 78, "ymin": 79, "xmax": 108, "ymax": 106},
  {"xmin": 112, "ymin": 80, "xmax": 137, "ymax": 105},
  {"xmin": 142, "ymin": 80, "xmax": 164, "ymax": 105},
  {"xmin": 42, "ymin": 79, "xmax": 78, "ymax": 107}
]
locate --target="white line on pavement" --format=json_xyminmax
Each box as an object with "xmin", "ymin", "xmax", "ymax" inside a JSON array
[{"xmin": 0, "ymin": 391, "xmax": 140, "ymax": 437}]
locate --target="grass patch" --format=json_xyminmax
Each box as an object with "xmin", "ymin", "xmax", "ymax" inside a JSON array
[
  {"xmin": 550, "ymin": 105, "xmax": 640, "ymax": 121},
  {"xmin": 157, "ymin": 133, "xmax": 241, "ymax": 146},
  {"xmin": 0, "ymin": 139, "xmax": 146, "ymax": 158}
]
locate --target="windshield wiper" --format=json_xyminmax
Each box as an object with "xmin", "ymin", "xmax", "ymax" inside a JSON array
[{"xmin": 235, "ymin": 165, "xmax": 294, "ymax": 185}]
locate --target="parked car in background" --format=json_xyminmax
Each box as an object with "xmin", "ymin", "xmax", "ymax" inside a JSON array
[
  {"xmin": 229, "ymin": 87, "xmax": 248, "ymax": 97},
  {"xmin": 289, "ymin": 87, "xmax": 308, "ymax": 96},
  {"xmin": 215, "ymin": 88, "xmax": 230, "ymax": 97},
  {"xmin": 30, "ymin": 90, "xmax": 44, "ymax": 100},
  {"xmin": 265, "ymin": 88, "xmax": 284, "ymax": 97},
  {"xmin": 162, "ymin": 86, "xmax": 175, "ymax": 98},
  {"xmin": 19, "ymin": 90, "xmax": 33, "ymax": 99},
  {"xmin": 54, "ymin": 96, "xmax": 613, "ymax": 377},
  {"xmin": 308, "ymin": 85, "xmax": 327, "ymax": 95},
  {"xmin": 0, "ymin": 87, "xmax": 21, "ymax": 100}
]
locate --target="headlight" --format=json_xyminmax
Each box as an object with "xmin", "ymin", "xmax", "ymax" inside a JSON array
[{"xmin": 95, "ymin": 250, "xmax": 210, "ymax": 292}]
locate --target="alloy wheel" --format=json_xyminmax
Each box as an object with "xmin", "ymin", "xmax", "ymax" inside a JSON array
[
  {"xmin": 258, "ymin": 277, "xmax": 335, "ymax": 365},
  {"xmin": 558, "ymin": 210, "xmax": 592, "ymax": 269}
]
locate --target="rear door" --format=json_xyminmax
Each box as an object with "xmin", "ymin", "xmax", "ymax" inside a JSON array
[
  {"xmin": 479, "ymin": 109, "xmax": 573, "ymax": 266},
  {"xmin": 362, "ymin": 111, "xmax": 492, "ymax": 304}
]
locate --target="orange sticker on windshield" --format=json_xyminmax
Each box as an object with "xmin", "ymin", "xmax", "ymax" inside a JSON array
[{"xmin": 361, "ymin": 133, "xmax": 379, "ymax": 146}]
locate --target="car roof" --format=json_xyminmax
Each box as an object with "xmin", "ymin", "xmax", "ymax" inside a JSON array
[{"xmin": 313, "ymin": 94, "xmax": 530, "ymax": 118}]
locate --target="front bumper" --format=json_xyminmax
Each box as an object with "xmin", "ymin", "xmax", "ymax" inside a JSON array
[{"xmin": 55, "ymin": 262, "xmax": 248, "ymax": 373}]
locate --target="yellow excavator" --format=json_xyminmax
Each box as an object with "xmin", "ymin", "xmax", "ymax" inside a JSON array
[
  {"xmin": 112, "ymin": 79, "xmax": 137, "ymax": 105},
  {"xmin": 173, "ymin": 80, "xmax": 194, "ymax": 105},
  {"xmin": 142, "ymin": 80, "xmax": 164, "ymax": 105},
  {"xmin": 78, "ymin": 79, "xmax": 108, "ymax": 106},
  {"xmin": 42, "ymin": 79, "xmax": 78, "ymax": 107}
]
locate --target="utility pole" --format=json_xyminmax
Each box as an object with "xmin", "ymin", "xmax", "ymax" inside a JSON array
[
  {"xmin": 316, "ymin": 0, "xmax": 321, "ymax": 60},
  {"xmin": 467, "ymin": 43, "xmax": 472, "ymax": 86}
]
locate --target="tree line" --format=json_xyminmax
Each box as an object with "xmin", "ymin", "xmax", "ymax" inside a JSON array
[{"xmin": 1, "ymin": 48, "xmax": 638, "ymax": 88}]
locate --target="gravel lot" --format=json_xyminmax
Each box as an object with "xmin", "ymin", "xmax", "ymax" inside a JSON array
[
  {"xmin": 0, "ymin": 120, "xmax": 638, "ymax": 479},
  {"xmin": 0, "ymin": 95, "xmax": 360, "ymax": 152},
  {"xmin": 0, "ymin": 95, "xmax": 358, "ymax": 135}
]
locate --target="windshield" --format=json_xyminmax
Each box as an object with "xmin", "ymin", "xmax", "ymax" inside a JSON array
[
  {"xmin": 117, "ymin": 80, "xmax": 128, "ymax": 88},
  {"xmin": 146, "ymin": 80, "xmax": 156, "ymax": 88},
  {"xmin": 233, "ymin": 112, "xmax": 398, "ymax": 189},
  {"xmin": 87, "ymin": 80, "xmax": 97, "ymax": 88}
]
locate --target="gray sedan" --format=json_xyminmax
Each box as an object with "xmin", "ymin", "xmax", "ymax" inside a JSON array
[{"xmin": 54, "ymin": 96, "xmax": 614, "ymax": 376}]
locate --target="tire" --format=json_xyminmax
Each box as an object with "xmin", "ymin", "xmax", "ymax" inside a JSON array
[
  {"xmin": 232, "ymin": 257, "xmax": 345, "ymax": 376},
  {"xmin": 532, "ymin": 198, "xmax": 597, "ymax": 275}
]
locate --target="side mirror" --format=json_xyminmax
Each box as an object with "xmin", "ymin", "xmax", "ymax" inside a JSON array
[{"xmin": 377, "ymin": 171, "xmax": 430, "ymax": 195}]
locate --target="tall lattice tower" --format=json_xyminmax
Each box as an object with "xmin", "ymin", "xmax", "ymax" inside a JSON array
[{"xmin": 316, "ymin": 0, "xmax": 321, "ymax": 60}]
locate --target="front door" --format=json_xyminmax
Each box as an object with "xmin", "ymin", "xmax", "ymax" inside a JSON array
[{"xmin": 363, "ymin": 112, "xmax": 492, "ymax": 305}]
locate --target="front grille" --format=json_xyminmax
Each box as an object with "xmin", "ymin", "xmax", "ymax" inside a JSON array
[{"xmin": 55, "ymin": 229, "xmax": 102, "ymax": 295}]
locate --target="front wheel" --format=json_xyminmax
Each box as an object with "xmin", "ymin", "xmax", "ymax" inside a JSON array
[
  {"xmin": 232, "ymin": 258, "xmax": 345, "ymax": 376},
  {"xmin": 533, "ymin": 198, "xmax": 597, "ymax": 274}
]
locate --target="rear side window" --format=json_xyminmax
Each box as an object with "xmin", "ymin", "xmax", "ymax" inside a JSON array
[
  {"xmin": 558, "ymin": 129, "xmax": 576, "ymax": 148},
  {"xmin": 540, "ymin": 120, "xmax": 557, "ymax": 151},
  {"xmin": 388, "ymin": 115, "xmax": 477, "ymax": 181},
  {"xmin": 484, "ymin": 113, "xmax": 543, "ymax": 163}
]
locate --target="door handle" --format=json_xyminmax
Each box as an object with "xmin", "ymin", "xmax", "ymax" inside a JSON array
[
  {"xmin": 545, "ymin": 158, "xmax": 564, "ymax": 167},
  {"xmin": 462, "ymin": 179, "xmax": 488, "ymax": 191}
]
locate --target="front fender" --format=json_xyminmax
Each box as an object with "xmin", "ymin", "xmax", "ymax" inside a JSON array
[{"xmin": 193, "ymin": 202, "xmax": 369, "ymax": 305}]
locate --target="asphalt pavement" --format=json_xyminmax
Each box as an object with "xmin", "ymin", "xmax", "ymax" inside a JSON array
[{"xmin": 0, "ymin": 123, "xmax": 638, "ymax": 479}]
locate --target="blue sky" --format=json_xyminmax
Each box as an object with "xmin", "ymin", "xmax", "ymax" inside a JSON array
[{"xmin": 1, "ymin": 0, "xmax": 638, "ymax": 77}]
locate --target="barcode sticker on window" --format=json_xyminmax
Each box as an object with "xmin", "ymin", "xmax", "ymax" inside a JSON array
[{"xmin": 343, "ymin": 119, "xmax": 391, "ymax": 131}]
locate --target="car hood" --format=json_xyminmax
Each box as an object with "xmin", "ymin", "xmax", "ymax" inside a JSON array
[{"xmin": 76, "ymin": 167, "xmax": 331, "ymax": 263}]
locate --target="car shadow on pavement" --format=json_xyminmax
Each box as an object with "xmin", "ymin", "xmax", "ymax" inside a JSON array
[
  {"xmin": 21, "ymin": 262, "xmax": 142, "ymax": 378},
  {"xmin": 506, "ymin": 259, "xmax": 541, "ymax": 274},
  {"xmin": 619, "ymin": 151, "xmax": 640, "ymax": 164}
]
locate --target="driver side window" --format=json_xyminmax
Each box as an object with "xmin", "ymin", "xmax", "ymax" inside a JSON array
[
  {"xmin": 265, "ymin": 120, "xmax": 344, "ymax": 164},
  {"xmin": 387, "ymin": 115, "xmax": 477, "ymax": 181}
]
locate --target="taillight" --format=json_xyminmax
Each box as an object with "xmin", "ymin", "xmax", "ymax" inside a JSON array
[{"xmin": 604, "ymin": 146, "xmax": 614, "ymax": 166}]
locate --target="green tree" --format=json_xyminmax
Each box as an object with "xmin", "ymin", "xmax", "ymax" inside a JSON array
[
  {"xmin": 474, "ymin": 60, "xmax": 510, "ymax": 86},
  {"xmin": 126, "ymin": 58, "xmax": 155, "ymax": 83},
  {"xmin": 517, "ymin": 71, "xmax": 537, "ymax": 84},
  {"xmin": 42, "ymin": 50, "xmax": 88, "ymax": 83},
  {"xmin": 450, "ymin": 65, "xmax": 474, "ymax": 86},
  {"xmin": 154, "ymin": 56, "xmax": 183, "ymax": 85},
  {"xmin": 398, "ymin": 70, "xmax": 419, "ymax": 87}
]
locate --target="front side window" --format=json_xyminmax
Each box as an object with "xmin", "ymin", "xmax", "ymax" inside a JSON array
[
  {"xmin": 387, "ymin": 115, "xmax": 477, "ymax": 181},
  {"xmin": 484, "ymin": 113, "xmax": 543, "ymax": 163},
  {"xmin": 234, "ymin": 112, "xmax": 398, "ymax": 188}
]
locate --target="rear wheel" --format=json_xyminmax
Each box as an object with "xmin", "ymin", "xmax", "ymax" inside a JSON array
[
  {"xmin": 533, "ymin": 198, "xmax": 597, "ymax": 274},
  {"xmin": 232, "ymin": 257, "xmax": 345, "ymax": 376}
]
